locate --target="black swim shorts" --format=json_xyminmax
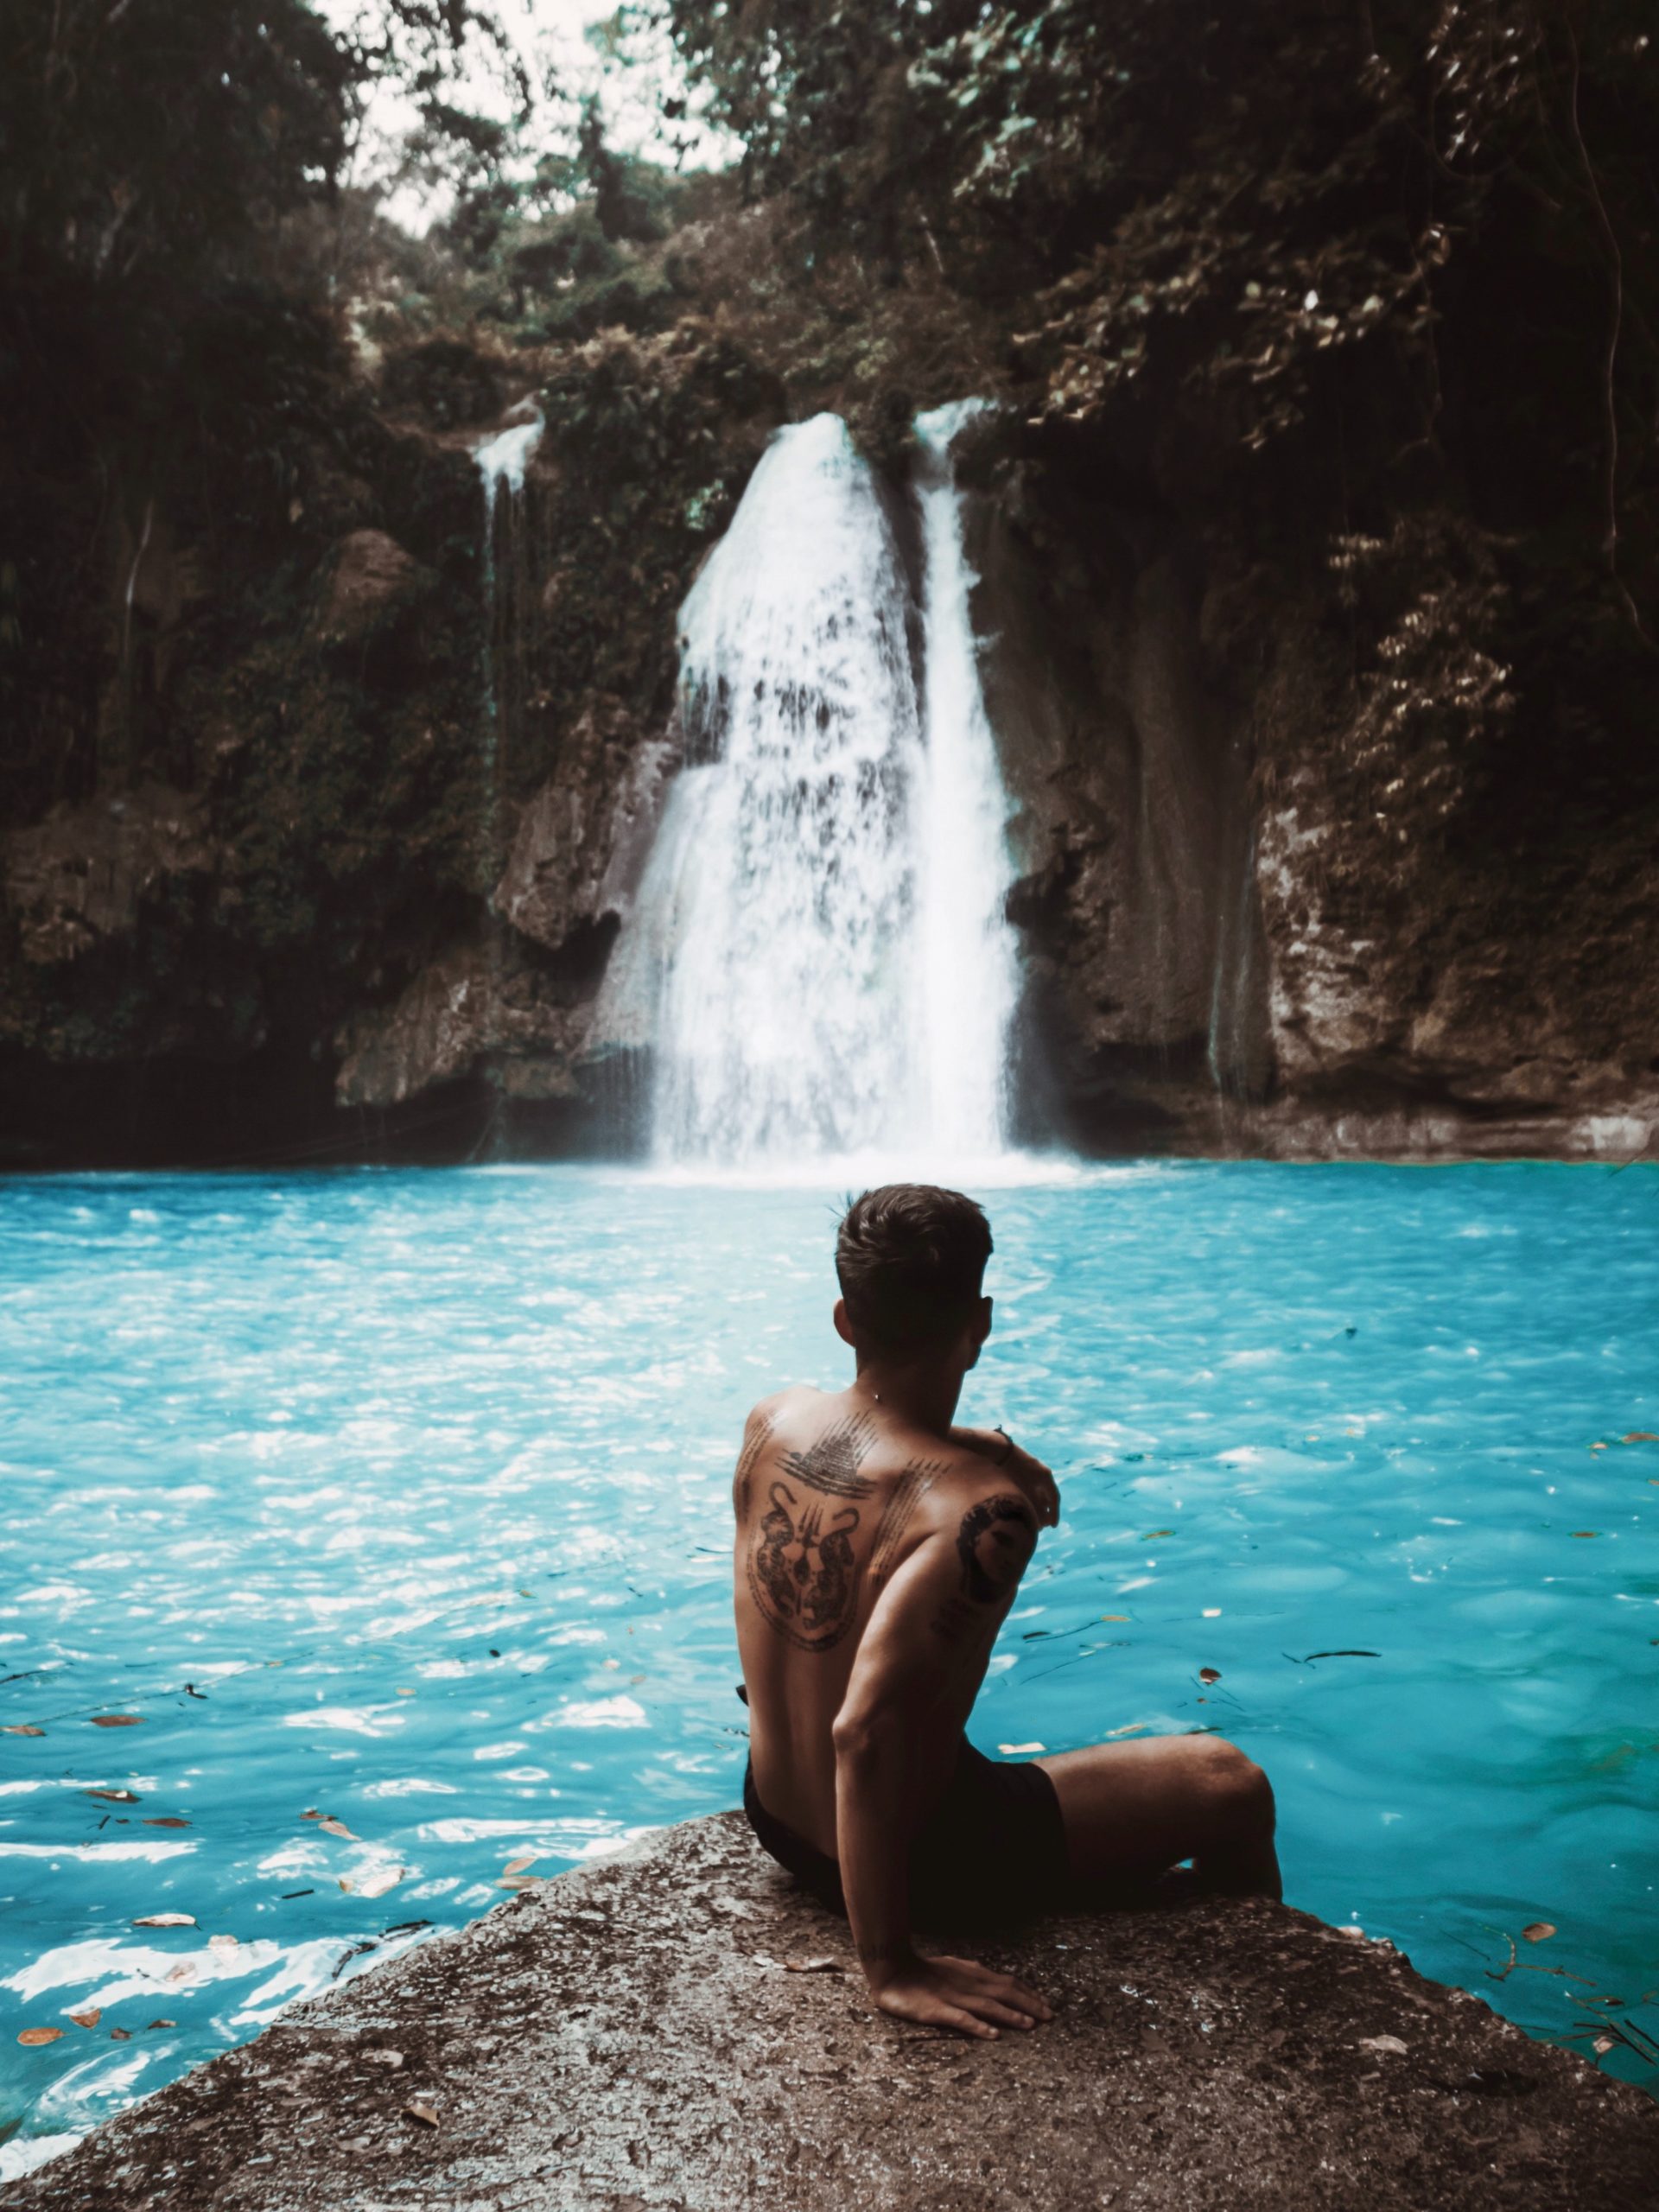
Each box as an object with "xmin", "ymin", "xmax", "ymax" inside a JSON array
[{"xmin": 742, "ymin": 1739, "xmax": 1069, "ymax": 1930}]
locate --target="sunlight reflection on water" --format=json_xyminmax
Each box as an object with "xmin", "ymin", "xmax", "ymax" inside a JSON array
[{"xmin": 0, "ymin": 1160, "xmax": 1656, "ymax": 2165}]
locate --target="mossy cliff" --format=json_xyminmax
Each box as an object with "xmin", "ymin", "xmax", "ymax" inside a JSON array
[{"xmin": 3, "ymin": 4, "xmax": 1656, "ymax": 1164}]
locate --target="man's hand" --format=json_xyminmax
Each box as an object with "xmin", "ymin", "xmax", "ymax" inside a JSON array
[
  {"xmin": 863, "ymin": 1949, "xmax": 1053, "ymax": 2039},
  {"xmin": 950, "ymin": 1428, "xmax": 1059, "ymax": 1528},
  {"xmin": 1001, "ymin": 1439, "xmax": 1058, "ymax": 1529}
]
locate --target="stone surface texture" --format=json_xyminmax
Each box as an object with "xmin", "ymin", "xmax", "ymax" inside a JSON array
[{"xmin": 3, "ymin": 1813, "xmax": 1653, "ymax": 2212}]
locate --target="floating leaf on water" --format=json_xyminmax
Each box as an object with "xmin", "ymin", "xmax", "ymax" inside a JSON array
[
  {"xmin": 146, "ymin": 2018, "xmax": 176, "ymax": 2030},
  {"xmin": 1622, "ymin": 1432, "xmax": 1657, "ymax": 1444},
  {"xmin": 17, "ymin": 2028, "xmax": 63, "ymax": 2046},
  {"xmin": 1570, "ymin": 1531, "xmax": 1599, "ymax": 1540},
  {"xmin": 1099, "ymin": 1615, "xmax": 1129, "ymax": 1623},
  {"xmin": 1357, "ymin": 2034, "xmax": 1408, "ymax": 2056},
  {"xmin": 90, "ymin": 1714, "xmax": 144, "ymax": 1728},
  {"xmin": 353, "ymin": 1866, "xmax": 404, "ymax": 1900},
  {"xmin": 110, "ymin": 2027, "xmax": 132, "ymax": 2041},
  {"xmin": 1522, "ymin": 1923, "xmax": 1556, "ymax": 1943},
  {"xmin": 85, "ymin": 1789, "xmax": 140, "ymax": 1804},
  {"xmin": 318, "ymin": 1815, "xmax": 358, "ymax": 1840},
  {"xmin": 68, "ymin": 2009, "xmax": 101, "ymax": 2030},
  {"xmin": 2, "ymin": 1725, "xmax": 44, "ymax": 1737},
  {"xmin": 997, "ymin": 1742, "xmax": 1046, "ymax": 1756},
  {"xmin": 1594, "ymin": 2034, "xmax": 1616, "ymax": 2055},
  {"xmin": 133, "ymin": 1913, "xmax": 196, "ymax": 1928},
  {"xmin": 404, "ymin": 2101, "xmax": 440, "ymax": 2128},
  {"xmin": 1198, "ymin": 1668, "xmax": 1221, "ymax": 1685},
  {"xmin": 784, "ymin": 1956, "xmax": 842, "ymax": 1974},
  {"xmin": 165, "ymin": 1961, "xmax": 194, "ymax": 1983},
  {"xmin": 396, "ymin": 1688, "xmax": 416, "ymax": 1697},
  {"xmin": 502, "ymin": 1854, "xmax": 537, "ymax": 1877},
  {"xmin": 1202, "ymin": 1608, "xmax": 1222, "ymax": 1618},
  {"xmin": 143, "ymin": 1817, "xmax": 190, "ymax": 1828},
  {"xmin": 300, "ymin": 1808, "xmax": 321, "ymax": 1821},
  {"xmin": 208, "ymin": 1934, "xmax": 239, "ymax": 1955},
  {"xmin": 1141, "ymin": 1530, "xmax": 1174, "ymax": 1540},
  {"xmin": 1106, "ymin": 1721, "xmax": 1148, "ymax": 1738}
]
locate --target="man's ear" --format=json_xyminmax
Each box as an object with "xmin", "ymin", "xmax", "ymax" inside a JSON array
[
  {"xmin": 962, "ymin": 1294, "xmax": 993, "ymax": 1371},
  {"xmin": 833, "ymin": 1297, "xmax": 856, "ymax": 1348}
]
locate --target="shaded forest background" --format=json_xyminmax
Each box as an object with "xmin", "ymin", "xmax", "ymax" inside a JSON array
[{"xmin": 3, "ymin": 0, "xmax": 1656, "ymax": 1162}]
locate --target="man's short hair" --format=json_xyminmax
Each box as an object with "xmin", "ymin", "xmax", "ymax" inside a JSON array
[{"xmin": 835, "ymin": 1185, "xmax": 993, "ymax": 1351}]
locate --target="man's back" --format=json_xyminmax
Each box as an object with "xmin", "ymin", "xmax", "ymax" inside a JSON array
[{"xmin": 734, "ymin": 1383, "xmax": 1033, "ymax": 1855}]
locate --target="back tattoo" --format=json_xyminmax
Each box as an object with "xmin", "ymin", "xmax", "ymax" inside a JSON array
[{"xmin": 748, "ymin": 1480, "xmax": 861, "ymax": 1652}]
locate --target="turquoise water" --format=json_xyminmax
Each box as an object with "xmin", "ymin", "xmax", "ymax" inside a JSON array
[{"xmin": 1, "ymin": 1162, "xmax": 1656, "ymax": 2171}]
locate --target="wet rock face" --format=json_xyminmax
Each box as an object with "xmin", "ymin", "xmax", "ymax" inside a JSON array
[
  {"xmin": 4, "ymin": 1814, "xmax": 1653, "ymax": 2212},
  {"xmin": 957, "ymin": 424, "xmax": 1658, "ymax": 1160}
]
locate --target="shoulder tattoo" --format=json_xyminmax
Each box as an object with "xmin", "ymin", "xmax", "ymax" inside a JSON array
[
  {"xmin": 868, "ymin": 1456, "xmax": 948, "ymax": 1580},
  {"xmin": 733, "ymin": 1412, "xmax": 773, "ymax": 1517},
  {"xmin": 955, "ymin": 1492, "xmax": 1037, "ymax": 1604},
  {"xmin": 929, "ymin": 1493, "xmax": 1036, "ymax": 1644}
]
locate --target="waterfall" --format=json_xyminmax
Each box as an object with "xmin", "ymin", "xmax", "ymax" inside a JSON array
[
  {"xmin": 597, "ymin": 406, "xmax": 1021, "ymax": 1170},
  {"xmin": 912, "ymin": 402, "xmax": 1019, "ymax": 1156},
  {"xmin": 474, "ymin": 410, "xmax": 543, "ymax": 797}
]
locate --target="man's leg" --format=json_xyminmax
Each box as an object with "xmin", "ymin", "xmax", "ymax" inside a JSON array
[{"xmin": 1035, "ymin": 1733, "xmax": 1281, "ymax": 1900}]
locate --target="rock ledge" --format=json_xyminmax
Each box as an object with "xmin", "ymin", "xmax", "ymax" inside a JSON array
[{"xmin": 3, "ymin": 1814, "xmax": 1654, "ymax": 2211}]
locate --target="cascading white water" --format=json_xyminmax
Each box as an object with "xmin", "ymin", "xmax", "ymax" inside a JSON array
[
  {"xmin": 912, "ymin": 402, "xmax": 1020, "ymax": 1155},
  {"xmin": 597, "ymin": 405, "xmax": 1021, "ymax": 1169}
]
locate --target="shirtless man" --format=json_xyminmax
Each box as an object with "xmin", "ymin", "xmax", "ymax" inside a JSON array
[{"xmin": 734, "ymin": 1183, "xmax": 1281, "ymax": 2041}]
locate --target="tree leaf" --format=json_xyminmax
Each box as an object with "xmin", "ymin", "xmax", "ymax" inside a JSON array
[
  {"xmin": 85, "ymin": 1788, "xmax": 140, "ymax": 1803},
  {"xmin": 17, "ymin": 2028, "xmax": 63, "ymax": 2046},
  {"xmin": 68, "ymin": 2009, "xmax": 102, "ymax": 2029},
  {"xmin": 110, "ymin": 2026, "xmax": 132, "ymax": 2041},
  {"xmin": 143, "ymin": 1817, "xmax": 190, "ymax": 1828},
  {"xmin": 1621, "ymin": 1433, "xmax": 1657, "ymax": 1444},
  {"xmin": 2, "ymin": 1724, "xmax": 44, "ymax": 1736},
  {"xmin": 1198, "ymin": 1668, "xmax": 1221, "ymax": 1684},
  {"xmin": 207, "ymin": 1934, "xmax": 239, "ymax": 1955},
  {"xmin": 134, "ymin": 1913, "xmax": 196, "ymax": 1927},
  {"xmin": 90, "ymin": 1714, "xmax": 144, "ymax": 1727},
  {"xmin": 353, "ymin": 1866, "xmax": 403, "ymax": 1899},
  {"xmin": 146, "ymin": 2018, "xmax": 176, "ymax": 2030},
  {"xmin": 1522, "ymin": 1923, "xmax": 1556, "ymax": 1943},
  {"xmin": 318, "ymin": 1816, "xmax": 358, "ymax": 1840},
  {"xmin": 502, "ymin": 1854, "xmax": 537, "ymax": 1877}
]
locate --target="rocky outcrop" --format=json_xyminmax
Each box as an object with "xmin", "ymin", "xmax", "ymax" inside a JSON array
[
  {"xmin": 315, "ymin": 529, "xmax": 435, "ymax": 650},
  {"xmin": 3, "ymin": 1813, "xmax": 1654, "ymax": 2211},
  {"xmin": 958, "ymin": 419, "xmax": 1659, "ymax": 1160},
  {"xmin": 3, "ymin": 785, "xmax": 213, "ymax": 973}
]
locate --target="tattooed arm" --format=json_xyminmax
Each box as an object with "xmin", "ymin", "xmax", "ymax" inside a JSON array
[{"xmin": 830, "ymin": 1489, "xmax": 1051, "ymax": 2039}]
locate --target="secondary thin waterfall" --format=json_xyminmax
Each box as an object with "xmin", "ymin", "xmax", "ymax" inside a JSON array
[
  {"xmin": 599, "ymin": 406, "xmax": 1020, "ymax": 1166},
  {"xmin": 912, "ymin": 402, "xmax": 1019, "ymax": 1155},
  {"xmin": 474, "ymin": 410, "xmax": 543, "ymax": 793}
]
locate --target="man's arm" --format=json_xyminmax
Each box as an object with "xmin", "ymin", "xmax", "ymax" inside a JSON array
[{"xmin": 831, "ymin": 1489, "xmax": 1052, "ymax": 2038}]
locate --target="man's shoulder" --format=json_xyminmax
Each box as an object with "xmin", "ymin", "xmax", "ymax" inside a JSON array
[
  {"xmin": 742, "ymin": 1383, "xmax": 815, "ymax": 1432},
  {"xmin": 899, "ymin": 1451, "xmax": 1039, "ymax": 1537}
]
